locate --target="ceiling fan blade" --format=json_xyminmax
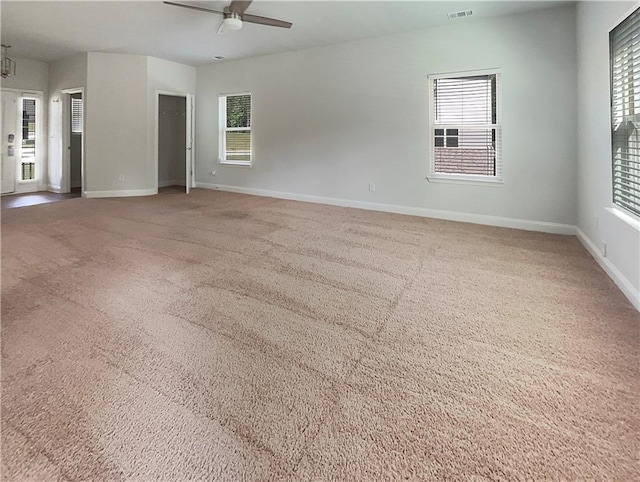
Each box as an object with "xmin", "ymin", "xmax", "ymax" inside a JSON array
[
  {"xmin": 229, "ymin": 0, "xmax": 252, "ymax": 15},
  {"xmin": 163, "ymin": 1, "xmax": 224, "ymax": 16},
  {"xmin": 216, "ymin": 19, "xmax": 227, "ymax": 34},
  {"xmin": 241, "ymin": 13, "xmax": 292, "ymax": 29}
]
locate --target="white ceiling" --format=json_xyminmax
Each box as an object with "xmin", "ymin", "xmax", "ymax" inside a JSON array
[{"xmin": 1, "ymin": 1, "xmax": 569, "ymax": 66}]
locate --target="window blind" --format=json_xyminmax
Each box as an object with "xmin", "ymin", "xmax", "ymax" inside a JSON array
[
  {"xmin": 71, "ymin": 97, "xmax": 83, "ymax": 134},
  {"xmin": 431, "ymin": 73, "xmax": 501, "ymax": 178},
  {"xmin": 611, "ymin": 7, "xmax": 640, "ymax": 216}
]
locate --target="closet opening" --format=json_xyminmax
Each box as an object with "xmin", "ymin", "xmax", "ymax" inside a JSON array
[{"xmin": 157, "ymin": 94, "xmax": 189, "ymax": 193}]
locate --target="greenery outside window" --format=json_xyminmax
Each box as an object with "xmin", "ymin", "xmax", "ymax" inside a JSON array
[{"xmin": 219, "ymin": 93, "xmax": 251, "ymax": 166}]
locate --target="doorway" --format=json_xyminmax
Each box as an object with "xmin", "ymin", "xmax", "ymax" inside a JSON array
[
  {"xmin": 156, "ymin": 92, "xmax": 193, "ymax": 194},
  {"xmin": 69, "ymin": 93, "xmax": 83, "ymax": 195},
  {"xmin": 1, "ymin": 90, "xmax": 44, "ymax": 195},
  {"xmin": 61, "ymin": 87, "xmax": 84, "ymax": 196},
  {"xmin": 158, "ymin": 94, "xmax": 187, "ymax": 192}
]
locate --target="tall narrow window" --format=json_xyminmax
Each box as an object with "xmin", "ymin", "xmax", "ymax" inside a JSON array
[
  {"xmin": 21, "ymin": 98, "xmax": 36, "ymax": 181},
  {"xmin": 219, "ymin": 93, "xmax": 251, "ymax": 165},
  {"xmin": 610, "ymin": 7, "xmax": 640, "ymax": 217},
  {"xmin": 428, "ymin": 70, "xmax": 502, "ymax": 182}
]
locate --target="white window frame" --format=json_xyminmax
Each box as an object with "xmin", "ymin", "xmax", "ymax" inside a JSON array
[
  {"xmin": 427, "ymin": 69, "xmax": 503, "ymax": 185},
  {"xmin": 218, "ymin": 92, "xmax": 252, "ymax": 167}
]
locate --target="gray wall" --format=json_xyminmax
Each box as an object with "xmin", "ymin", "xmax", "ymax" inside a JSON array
[
  {"xmin": 1, "ymin": 57, "xmax": 48, "ymax": 92},
  {"xmin": 576, "ymin": 1, "xmax": 640, "ymax": 307},
  {"xmin": 196, "ymin": 4, "xmax": 577, "ymax": 227},
  {"xmin": 85, "ymin": 52, "xmax": 148, "ymax": 194},
  {"xmin": 158, "ymin": 94, "xmax": 186, "ymax": 186}
]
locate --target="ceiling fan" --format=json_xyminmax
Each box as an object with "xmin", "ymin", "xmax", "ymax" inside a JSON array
[{"xmin": 164, "ymin": 1, "xmax": 292, "ymax": 34}]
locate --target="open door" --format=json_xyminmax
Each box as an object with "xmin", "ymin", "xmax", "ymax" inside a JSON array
[{"xmin": 186, "ymin": 94, "xmax": 194, "ymax": 194}]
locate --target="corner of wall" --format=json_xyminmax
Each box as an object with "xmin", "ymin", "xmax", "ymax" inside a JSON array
[{"xmin": 575, "ymin": 0, "xmax": 640, "ymax": 312}]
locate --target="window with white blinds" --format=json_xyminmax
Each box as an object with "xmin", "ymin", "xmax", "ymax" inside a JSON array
[
  {"xmin": 219, "ymin": 93, "xmax": 251, "ymax": 165},
  {"xmin": 428, "ymin": 70, "xmax": 502, "ymax": 182},
  {"xmin": 71, "ymin": 97, "xmax": 83, "ymax": 134},
  {"xmin": 610, "ymin": 7, "xmax": 640, "ymax": 217}
]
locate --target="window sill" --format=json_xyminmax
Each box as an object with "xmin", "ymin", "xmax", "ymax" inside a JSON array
[
  {"xmin": 217, "ymin": 160, "xmax": 252, "ymax": 168},
  {"xmin": 426, "ymin": 174, "xmax": 504, "ymax": 187},
  {"xmin": 605, "ymin": 206, "xmax": 640, "ymax": 233}
]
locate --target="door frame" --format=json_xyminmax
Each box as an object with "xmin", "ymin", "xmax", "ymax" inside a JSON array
[
  {"xmin": 1, "ymin": 88, "xmax": 45, "ymax": 195},
  {"xmin": 154, "ymin": 90, "xmax": 195, "ymax": 194},
  {"xmin": 61, "ymin": 87, "xmax": 85, "ymax": 195}
]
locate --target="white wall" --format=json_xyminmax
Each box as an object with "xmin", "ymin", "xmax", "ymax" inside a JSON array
[
  {"xmin": 48, "ymin": 53, "xmax": 88, "ymax": 191},
  {"xmin": 85, "ymin": 52, "xmax": 148, "ymax": 194},
  {"xmin": 196, "ymin": 5, "xmax": 577, "ymax": 230},
  {"xmin": 576, "ymin": 1, "xmax": 640, "ymax": 310},
  {"xmin": 1, "ymin": 57, "xmax": 48, "ymax": 92}
]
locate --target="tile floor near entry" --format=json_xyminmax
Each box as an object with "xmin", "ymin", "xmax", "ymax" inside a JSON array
[{"xmin": 1, "ymin": 189, "xmax": 81, "ymax": 210}]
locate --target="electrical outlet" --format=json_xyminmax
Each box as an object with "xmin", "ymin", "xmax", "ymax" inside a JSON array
[
  {"xmin": 211, "ymin": 170, "xmax": 217, "ymax": 176},
  {"xmin": 118, "ymin": 174, "xmax": 125, "ymax": 182},
  {"xmin": 601, "ymin": 241, "xmax": 607, "ymax": 257},
  {"xmin": 369, "ymin": 182, "xmax": 376, "ymax": 192}
]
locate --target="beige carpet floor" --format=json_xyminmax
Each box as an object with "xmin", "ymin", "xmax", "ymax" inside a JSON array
[{"xmin": 1, "ymin": 188, "xmax": 639, "ymax": 480}]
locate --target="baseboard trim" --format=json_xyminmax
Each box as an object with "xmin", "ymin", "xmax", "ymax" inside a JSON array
[
  {"xmin": 575, "ymin": 228, "xmax": 640, "ymax": 311},
  {"xmin": 195, "ymin": 182, "xmax": 576, "ymax": 235},
  {"xmin": 84, "ymin": 188, "xmax": 157, "ymax": 199}
]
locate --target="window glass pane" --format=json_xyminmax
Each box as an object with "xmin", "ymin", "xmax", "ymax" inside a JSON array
[
  {"xmin": 434, "ymin": 128, "xmax": 496, "ymax": 176},
  {"xmin": 434, "ymin": 75, "xmax": 494, "ymax": 125},
  {"xmin": 434, "ymin": 136, "xmax": 444, "ymax": 147},
  {"xmin": 435, "ymin": 128, "xmax": 444, "ymax": 136},
  {"xmin": 21, "ymin": 99, "xmax": 36, "ymax": 159},
  {"xmin": 226, "ymin": 95, "xmax": 251, "ymax": 128},
  {"xmin": 225, "ymin": 129, "xmax": 251, "ymax": 160},
  {"xmin": 21, "ymin": 162, "xmax": 35, "ymax": 180}
]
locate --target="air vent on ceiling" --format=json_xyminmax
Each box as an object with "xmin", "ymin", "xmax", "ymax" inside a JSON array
[
  {"xmin": 212, "ymin": 56, "xmax": 225, "ymax": 60},
  {"xmin": 448, "ymin": 10, "xmax": 473, "ymax": 20}
]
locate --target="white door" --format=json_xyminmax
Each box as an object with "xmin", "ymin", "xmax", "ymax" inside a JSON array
[
  {"xmin": 1, "ymin": 91, "xmax": 18, "ymax": 194},
  {"xmin": 185, "ymin": 94, "xmax": 194, "ymax": 194}
]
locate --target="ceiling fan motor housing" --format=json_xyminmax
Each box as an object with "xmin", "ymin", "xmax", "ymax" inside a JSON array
[{"xmin": 224, "ymin": 12, "xmax": 242, "ymax": 30}]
